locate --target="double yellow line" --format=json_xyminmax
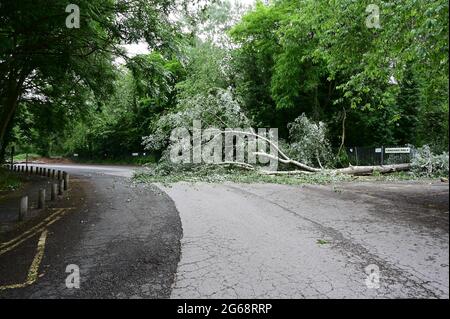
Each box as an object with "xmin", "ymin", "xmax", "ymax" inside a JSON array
[
  {"xmin": 0, "ymin": 230, "xmax": 48, "ymax": 290},
  {"xmin": 0, "ymin": 208, "xmax": 68, "ymax": 256},
  {"xmin": 0, "ymin": 208, "xmax": 71, "ymax": 290}
]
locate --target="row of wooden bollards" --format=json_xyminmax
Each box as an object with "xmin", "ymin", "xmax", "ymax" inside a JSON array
[{"xmin": 4, "ymin": 164, "xmax": 70, "ymax": 221}]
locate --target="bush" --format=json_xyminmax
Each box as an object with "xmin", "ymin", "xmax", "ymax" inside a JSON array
[
  {"xmin": 334, "ymin": 149, "xmax": 351, "ymax": 168},
  {"xmin": 287, "ymin": 114, "xmax": 334, "ymax": 168},
  {"xmin": 411, "ymin": 145, "xmax": 449, "ymax": 177},
  {"xmin": 0, "ymin": 168, "xmax": 21, "ymax": 192}
]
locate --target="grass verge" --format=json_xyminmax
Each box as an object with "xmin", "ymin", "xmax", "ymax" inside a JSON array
[
  {"xmin": 72, "ymin": 157, "xmax": 155, "ymax": 166},
  {"xmin": 13, "ymin": 153, "xmax": 41, "ymax": 162},
  {"xmin": 0, "ymin": 168, "xmax": 22, "ymax": 192}
]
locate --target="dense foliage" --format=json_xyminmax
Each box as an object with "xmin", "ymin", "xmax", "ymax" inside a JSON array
[
  {"xmin": 1, "ymin": 0, "xmax": 448, "ymax": 168},
  {"xmin": 0, "ymin": 167, "xmax": 21, "ymax": 191},
  {"xmin": 1, "ymin": 0, "xmax": 177, "ymax": 159},
  {"xmin": 411, "ymin": 145, "xmax": 449, "ymax": 177}
]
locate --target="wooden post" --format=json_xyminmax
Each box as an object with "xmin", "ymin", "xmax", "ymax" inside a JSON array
[
  {"xmin": 19, "ymin": 196, "xmax": 28, "ymax": 221},
  {"xmin": 63, "ymin": 172, "xmax": 69, "ymax": 191},
  {"xmin": 38, "ymin": 189, "xmax": 46, "ymax": 209},
  {"xmin": 51, "ymin": 184, "xmax": 57, "ymax": 201},
  {"xmin": 52, "ymin": 169, "xmax": 56, "ymax": 179},
  {"xmin": 58, "ymin": 179, "xmax": 64, "ymax": 195},
  {"xmin": 57, "ymin": 170, "xmax": 61, "ymax": 180}
]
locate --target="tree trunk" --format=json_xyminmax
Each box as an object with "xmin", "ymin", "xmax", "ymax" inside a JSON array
[
  {"xmin": 263, "ymin": 164, "xmax": 411, "ymax": 176},
  {"xmin": 0, "ymin": 118, "xmax": 15, "ymax": 163},
  {"xmin": 337, "ymin": 107, "xmax": 347, "ymax": 158},
  {"xmin": 335, "ymin": 163, "xmax": 411, "ymax": 175},
  {"xmin": 0, "ymin": 68, "xmax": 28, "ymax": 157}
]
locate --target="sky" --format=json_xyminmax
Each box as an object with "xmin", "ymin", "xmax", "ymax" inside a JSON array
[{"xmin": 121, "ymin": 0, "xmax": 256, "ymax": 59}]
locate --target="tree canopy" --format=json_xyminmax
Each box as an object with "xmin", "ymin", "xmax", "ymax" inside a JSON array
[
  {"xmin": 1, "ymin": 0, "xmax": 448, "ymax": 164},
  {"xmin": 0, "ymin": 0, "xmax": 176, "ymax": 157}
]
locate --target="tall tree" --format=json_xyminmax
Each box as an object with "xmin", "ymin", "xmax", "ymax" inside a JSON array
[
  {"xmin": 0, "ymin": 0, "xmax": 176, "ymax": 159},
  {"xmin": 230, "ymin": 0, "xmax": 448, "ymax": 147},
  {"xmin": 393, "ymin": 64, "xmax": 421, "ymax": 145}
]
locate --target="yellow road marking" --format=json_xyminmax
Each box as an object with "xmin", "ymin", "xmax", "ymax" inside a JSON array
[
  {"xmin": 0, "ymin": 206, "xmax": 76, "ymax": 290},
  {"xmin": 0, "ymin": 210, "xmax": 68, "ymax": 257},
  {"xmin": 0, "ymin": 230, "xmax": 48, "ymax": 291},
  {"xmin": 26, "ymin": 230, "xmax": 48, "ymax": 284},
  {"xmin": 0, "ymin": 208, "xmax": 65, "ymax": 250}
]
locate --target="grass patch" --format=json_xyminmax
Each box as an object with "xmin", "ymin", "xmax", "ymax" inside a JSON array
[
  {"xmin": 13, "ymin": 153, "xmax": 41, "ymax": 162},
  {"xmin": 0, "ymin": 168, "xmax": 22, "ymax": 192},
  {"xmin": 72, "ymin": 157, "xmax": 155, "ymax": 166}
]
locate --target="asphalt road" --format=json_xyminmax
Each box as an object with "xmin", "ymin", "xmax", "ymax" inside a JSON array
[
  {"xmin": 0, "ymin": 164, "xmax": 182, "ymax": 298},
  {"xmin": 161, "ymin": 181, "xmax": 449, "ymax": 299},
  {"xmin": 0, "ymin": 164, "xmax": 448, "ymax": 298}
]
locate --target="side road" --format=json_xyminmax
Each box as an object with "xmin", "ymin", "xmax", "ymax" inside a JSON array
[{"xmin": 0, "ymin": 166, "xmax": 182, "ymax": 298}]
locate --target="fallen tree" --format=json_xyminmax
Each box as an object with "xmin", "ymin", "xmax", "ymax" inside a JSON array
[
  {"xmin": 333, "ymin": 163, "xmax": 411, "ymax": 175},
  {"xmin": 148, "ymin": 123, "xmax": 414, "ymax": 177},
  {"xmin": 261, "ymin": 164, "xmax": 411, "ymax": 175},
  {"xmin": 255, "ymin": 151, "xmax": 411, "ymax": 175},
  {"xmin": 219, "ymin": 131, "xmax": 412, "ymax": 176}
]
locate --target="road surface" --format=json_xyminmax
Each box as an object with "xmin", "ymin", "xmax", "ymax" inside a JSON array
[
  {"xmin": 0, "ymin": 164, "xmax": 448, "ymax": 298},
  {"xmin": 161, "ymin": 182, "xmax": 448, "ymax": 298},
  {"xmin": 0, "ymin": 164, "xmax": 182, "ymax": 298}
]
